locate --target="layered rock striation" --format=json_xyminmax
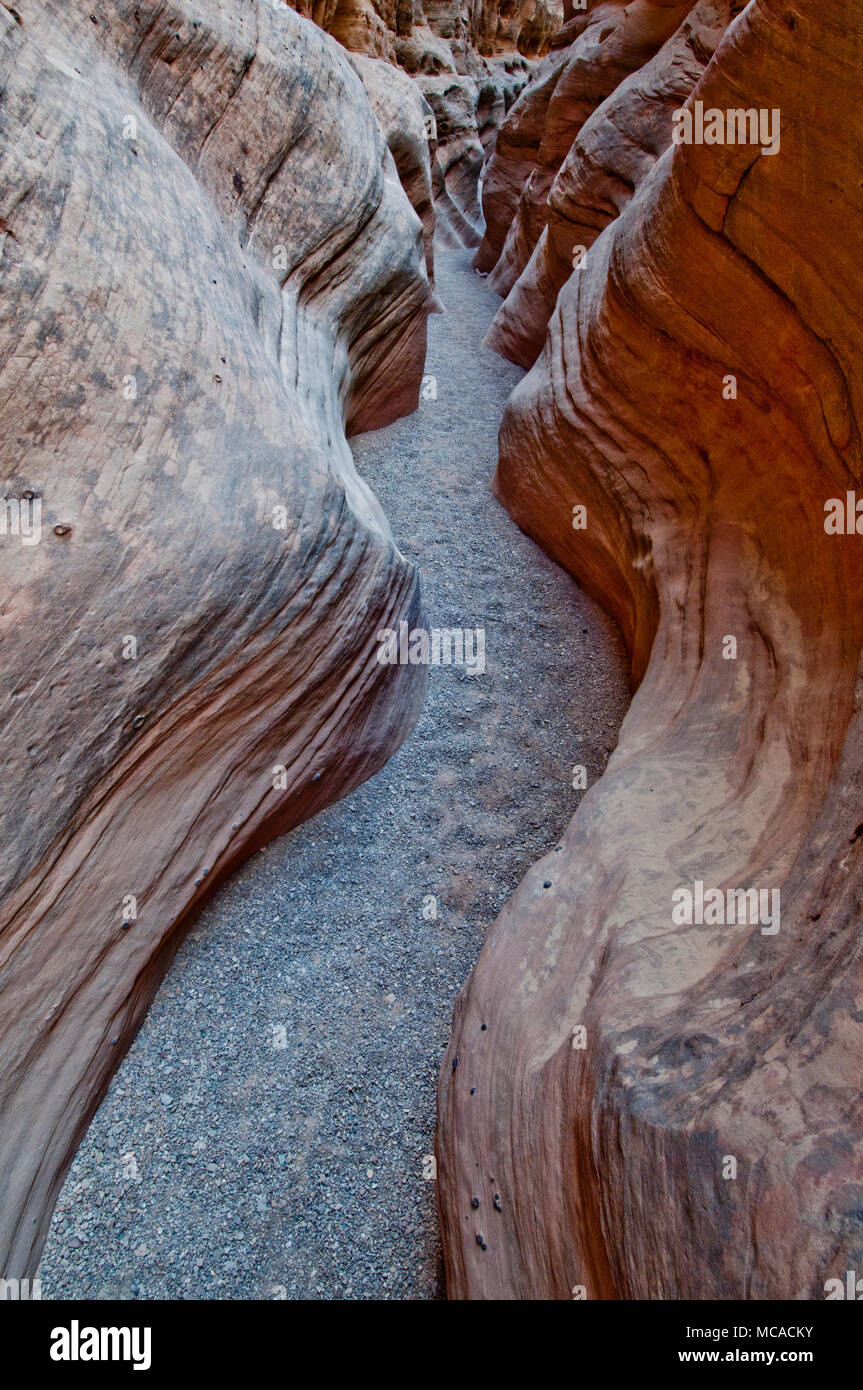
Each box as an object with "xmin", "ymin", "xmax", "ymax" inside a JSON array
[
  {"xmin": 486, "ymin": 0, "xmax": 744, "ymax": 364},
  {"xmin": 289, "ymin": 0, "xmax": 564, "ymax": 249},
  {"xmin": 474, "ymin": 0, "xmax": 710, "ymax": 284},
  {"xmin": 0, "ymin": 0, "xmax": 428, "ymax": 1278},
  {"xmin": 438, "ymin": 0, "xmax": 863, "ymax": 1299}
]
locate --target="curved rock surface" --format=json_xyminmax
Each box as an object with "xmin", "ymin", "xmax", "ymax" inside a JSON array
[
  {"xmin": 289, "ymin": 0, "xmax": 563, "ymax": 251},
  {"xmin": 438, "ymin": 0, "xmax": 863, "ymax": 1298},
  {"xmin": 486, "ymin": 0, "xmax": 742, "ymax": 365},
  {"xmin": 353, "ymin": 53, "xmax": 440, "ymax": 303},
  {"xmin": 37, "ymin": 240, "xmax": 628, "ymax": 1303},
  {"xmin": 0, "ymin": 0, "xmax": 428, "ymax": 1279},
  {"xmin": 474, "ymin": 0, "xmax": 699, "ymax": 284}
]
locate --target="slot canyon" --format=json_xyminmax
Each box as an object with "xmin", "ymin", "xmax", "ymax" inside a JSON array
[{"xmin": 1, "ymin": 0, "xmax": 861, "ymax": 1308}]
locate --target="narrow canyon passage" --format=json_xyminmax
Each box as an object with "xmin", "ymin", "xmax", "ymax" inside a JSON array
[{"xmin": 39, "ymin": 244, "xmax": 628, "ymax": 1301}]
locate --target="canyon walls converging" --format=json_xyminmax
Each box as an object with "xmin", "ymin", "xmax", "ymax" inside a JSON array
[
  {"xmin": 437, "ymin": 0, "xmax": 863, "ymax": 1298},
  {"xmin": 473, "ymin": 0, "xmax": 703, "ymax": 287},
  {"xmin": 485, "ymin": 0, "xmax": 746, "ymax": 364},
  {"xmin": 0, "ymin": 0, "xmax": 431, "ymax": 1279},
  {"xmin": 2, "ymin": 0, "xmax": 860, "ymax": 1304}
]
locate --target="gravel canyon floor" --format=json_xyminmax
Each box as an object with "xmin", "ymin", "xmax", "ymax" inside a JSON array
[{"xmin": 39, "ymin": 243, "xmax": 628, "ymax": 1301}]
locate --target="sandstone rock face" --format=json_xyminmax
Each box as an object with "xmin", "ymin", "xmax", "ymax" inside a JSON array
[
  {"xmin": 486, "ymin": 0, "xmax": 742, "ymax": 364},
  {"xmin": 353, "ymin": 54, "xmax": 440, "ymax": 302},
  {"xmin": 473, "ymin": 0, "xmax": 701, "ymax": 282},
  {"xmin": 0, "ymin": 0, "xmax": 428, "ymax": 1279},
  {"xmin": 438, "ymin": 0, "xmax": 863, "ymax": 1299},
  {"xmin": 288, "ymin": 0, "xmax": 564, "ymax": 251}
]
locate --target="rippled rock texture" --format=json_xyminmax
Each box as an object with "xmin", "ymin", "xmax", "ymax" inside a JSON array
[
  {"xmin": 487, "ymin": 0, "xmax": 744, "ymax": 363},
  {"xmin": 439, "ymin": 0, "xmax": 863, "ymax": 1299},
  {"xmin": 0, "ymin": 0, "xmax": 429, "ymax": 1278},
  {"xmin": 474, "ymin": 0, "xmax": 705, "ymax": 281},
  {"xmin": 289, "ymin": 0, "xmax": 564, "ymax": 249}
]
